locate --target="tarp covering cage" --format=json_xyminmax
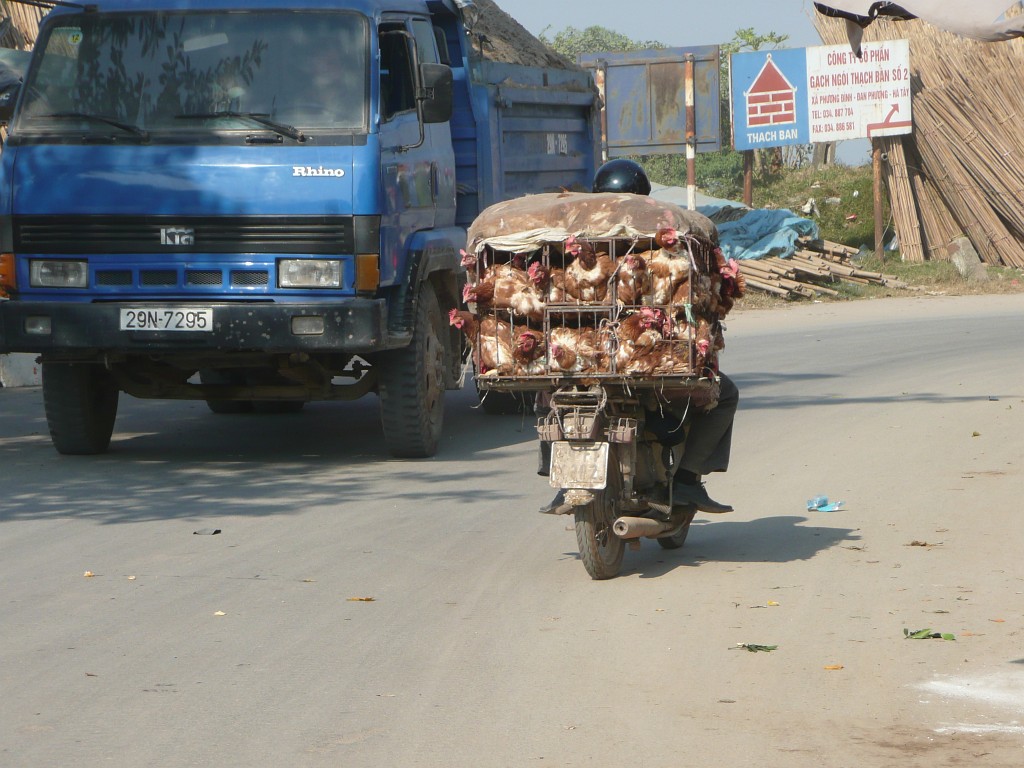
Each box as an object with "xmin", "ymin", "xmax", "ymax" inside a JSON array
[{"xmin": 454, "ymin": 193, "xmax": 744, "ymax": 400}]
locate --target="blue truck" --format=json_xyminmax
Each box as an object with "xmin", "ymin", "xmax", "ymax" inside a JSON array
[{"xmin": 0, "ymin": 0, "xmax": 599, "ymax": 456}]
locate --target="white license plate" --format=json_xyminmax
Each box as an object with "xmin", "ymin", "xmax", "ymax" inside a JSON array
[
  {"xmin": 549, "ymin": 441, "xmax": 609, "ymax": 490},
  {"xmin": 120, "ymin": 307, "xmax": 214, "ymax": 332}
]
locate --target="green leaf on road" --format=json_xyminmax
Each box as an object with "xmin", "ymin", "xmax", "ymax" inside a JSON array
[
  {"xmin": 904, "ymin": 627, "xmax": 956, "ymax": 640},
  {"xmin": 732, "ymin": 643, "xmax": 778, "ymax": 652}
]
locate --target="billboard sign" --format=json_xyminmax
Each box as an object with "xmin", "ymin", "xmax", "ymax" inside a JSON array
[{"xmin": 731, "ymin": 40, "xmax": 912, "ymax": 150}]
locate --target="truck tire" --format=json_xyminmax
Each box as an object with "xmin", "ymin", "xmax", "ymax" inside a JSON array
[
  {"xmin": 199, "ymin": 369, "xmax": 253, "ymax": 414},
  {"xmin": 42, "ymin": 363, "xmax": 119, "ymax": 455},
  {"xmin": 378, "ymin": 288, "xmax": 446, "ymax": 458},
  {"xmin": 574, "ymin": 459, "xmax": 624, "ymax": 580}
]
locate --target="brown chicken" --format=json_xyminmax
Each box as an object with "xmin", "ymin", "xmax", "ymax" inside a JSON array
[
  {"xmin": 614, "ymin": 307, "xmax": 669, "ymax": 374},
  {"xmin": 654, "ymin": 226, "xmax": 680, "ymax": 251},
  {"xmin": 642, "ymin": 226, "xmax": 693, "ymax": 306},
  {"xmin": 690, "ymin": 273, "xmax": 716, "ymax": 316},
  {"xmin": 512, "ymin": 328, "xmax": 547, "ymax": 375},
  {"xmin": 686, "ymin": 317, "xmax": 718, "ymax": 372},
  {"xmin": 646, "ymin": 248, "xmax": 691, "ymax": 306},
  {"xmin": 614, "ymin": 252, "xmax": 651, "ymax": 306},
  {"xmin": 465, "ymin": 262, "xmax": 545, "ymax": 321},
  {"xmin": 562, "ymin": 236, "xmax": 616, "ymax": 304},
  {"xmin": 548, "ymin": 325, "xmax": 608, "ymax": 373},
  {"xmin": 459, "ymin": 248, "xmax": 478, "ymax": 280},
  {"xmin": 615, "ymin": 307, "xmax": 667, "ymax": 345},
  {"xmin": 548, "ymin": 341, "xmax": 577, "ymax": 373},
  {"xmin": 618, "ymin": 340, "xmax": 669, "ymax": 376},
  {"xmin": 448, "ymin": 308, "xmax": 514, "ymax": 375},
  {"xmin": 527, "ymin": 261, "xmax": 566, "ymax": 303},
  {"xmin": 715, "ymin": 251, "xmax": 746, "ymax": 317}
]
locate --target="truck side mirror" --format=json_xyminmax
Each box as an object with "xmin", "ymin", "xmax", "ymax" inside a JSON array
[
  {"xmin": 0, "ymin": 83, "xmax": 20, "ymax": 124},
  {"xmin": 418, "ymin": 63, "xmax": 452, "ymax": 124}
]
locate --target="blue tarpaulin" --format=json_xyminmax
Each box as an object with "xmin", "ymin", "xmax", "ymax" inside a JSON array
[
  {"xmin": 712, "ymin": 208, "xmax": 820, "ymax": 261},
  {"xmin": 651, "ymin": 184, "xmax": 820, "ymax": 261}
]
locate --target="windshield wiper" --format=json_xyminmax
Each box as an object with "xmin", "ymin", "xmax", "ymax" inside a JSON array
[
  {"xmin": 42, "ymin": 111, "xmax": 150, "ymax": 140},
  {"xmin": 175, "ymin": 111, "xmax": 306, "ymax": 142}
]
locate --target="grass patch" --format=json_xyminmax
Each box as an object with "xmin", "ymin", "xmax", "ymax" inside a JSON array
[
  {"xmin": 854, "ymin": 254, "xmax": 1024, "ymax": 297},
  {"xmin": 743, "ymin": 163, "xmax": 1024, "ymax": 305},
  {"xmin": 754, "ymin": 164, "xmax": 884, "ymax": 251}
]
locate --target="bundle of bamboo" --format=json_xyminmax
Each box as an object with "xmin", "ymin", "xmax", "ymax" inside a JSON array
[
  {"xmin": 0, "ymin": 1, "xmax": 44, "ymax": 49},
  {"xmin": 814, "ymin": 6, "xmax": 1024, "ymax": 268},
  {"xmin": 736, "ymin": 240, "xmax": 906, "ymax": 300}
]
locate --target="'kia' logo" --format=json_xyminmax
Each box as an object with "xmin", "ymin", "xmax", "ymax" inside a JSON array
[{"xmin": 160, "ymin": 227, "xmax": 195, "ymax": 246}]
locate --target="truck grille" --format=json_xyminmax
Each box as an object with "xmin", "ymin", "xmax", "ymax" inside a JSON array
[{"xmin": 14, "ymin": 215, "xmax": 355, "ymax": 255}]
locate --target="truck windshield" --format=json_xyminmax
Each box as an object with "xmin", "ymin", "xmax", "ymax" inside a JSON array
[{"xmin": 15, "ymin": 10, "xmax": 368, "ymax": 140}]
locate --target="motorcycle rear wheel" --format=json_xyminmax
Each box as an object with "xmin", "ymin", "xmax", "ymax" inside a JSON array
[
  {"xmin": 657, "ymin": 506, "xmax": 697, "ymax": 550},
  {"xmin": 574, "ymin": 466, "xmax": 624, "ymax": 580}
]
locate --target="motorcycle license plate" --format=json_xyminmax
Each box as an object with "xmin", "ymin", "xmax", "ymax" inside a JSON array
[
  {"xmin": 120, "ymin": 307, "xmax": 214, "ymax": 332},
  {"xmin": 549, "ymin": 441, "xmax": 608, "ymax": 490}
]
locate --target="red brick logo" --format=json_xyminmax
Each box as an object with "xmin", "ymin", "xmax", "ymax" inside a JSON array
[{"xmin": 745, "ymin": 55, "xmax": 797, "ymax": 128}]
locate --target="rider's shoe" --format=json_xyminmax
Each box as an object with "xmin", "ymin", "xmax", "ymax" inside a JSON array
[
  {"xmin": 538, "ymin": 489, "xmax": 571, "ymax": 515},
  {"xmin": 672, "ymin": 480, "xmax": 733, "ymax": 514}
]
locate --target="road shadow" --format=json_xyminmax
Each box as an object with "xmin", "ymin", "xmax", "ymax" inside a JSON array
[
  {"xmin": 0, "ymin": 386, "xmax": 539, "ymax": 524},
  {"xmin": 731, "ymin": 371, "xmax": 1021, "ymax": 409},
  {"xmin": 604, "ymin": 515, "xmax": 861, "ymax": 578}
]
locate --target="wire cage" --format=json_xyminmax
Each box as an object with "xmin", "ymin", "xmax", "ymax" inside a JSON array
[{"xmin": 466, "ymin": 232, "xmax": 720, "ymax": 389}]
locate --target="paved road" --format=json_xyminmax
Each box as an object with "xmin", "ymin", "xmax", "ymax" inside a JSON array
[{"xmin": 2, "ymin": 294, "xmax": 1023, "ymax": 767}]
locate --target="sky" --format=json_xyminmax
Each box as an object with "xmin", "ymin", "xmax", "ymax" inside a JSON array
[{"xmin": 495, "ymin": 0, "xmax": 826, "ymax": 50}]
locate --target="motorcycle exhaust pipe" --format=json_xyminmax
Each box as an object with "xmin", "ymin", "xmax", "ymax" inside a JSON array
[{"xmin": 612, "ymin": 516, "xmax": 677, "ymax": 539}]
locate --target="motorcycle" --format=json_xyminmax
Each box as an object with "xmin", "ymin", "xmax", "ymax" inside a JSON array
[
  {"xmin": 537, "ymin": 384, "xmax": 709, "ymax": 579},
  {"xmin": 460, "ymin": 191, "xmax": 731, "ymax": 579}
]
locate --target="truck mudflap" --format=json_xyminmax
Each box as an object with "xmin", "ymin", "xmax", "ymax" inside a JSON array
[{"xmin": 0, "ymin": 299, "xmax": 391, "ymax": 355}]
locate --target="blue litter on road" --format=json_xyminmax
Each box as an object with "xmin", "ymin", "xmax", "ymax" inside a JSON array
[{"xmin": 807, "ymin": 496, "xmax": 845, "ymax": 512}]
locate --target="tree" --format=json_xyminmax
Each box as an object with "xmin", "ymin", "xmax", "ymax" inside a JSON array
[{"xmin": 538, "ymin": 25, "xmax": 664, "ymax": 58}]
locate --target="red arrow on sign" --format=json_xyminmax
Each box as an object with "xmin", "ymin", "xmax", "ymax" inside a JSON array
[{"xmin": 868, "ymin": 102, "xmax": 912, "ymax": 137}]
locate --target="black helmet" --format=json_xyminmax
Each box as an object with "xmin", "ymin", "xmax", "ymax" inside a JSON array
[{"xmin": 592, "ymin": 159, "xmax": 651, "ymax": 195}]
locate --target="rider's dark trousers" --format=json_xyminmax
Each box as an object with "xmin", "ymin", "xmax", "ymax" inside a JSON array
[{"xmin": 677, "ymin": 372, "xmax": 738, "ymax": 476}]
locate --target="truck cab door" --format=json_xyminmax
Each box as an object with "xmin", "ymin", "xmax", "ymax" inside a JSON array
[{"xmin": 377, "ymin": 17, "xmax": 455, "ymax": 286}]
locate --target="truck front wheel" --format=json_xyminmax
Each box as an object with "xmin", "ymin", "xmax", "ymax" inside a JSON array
[
  {"xmin": 377, "ymin": 288, "xmax": 446, "ymax": 458},
  {"xmin": 42, "ymin": 363, "xmax": 119, "ymax": 455}
]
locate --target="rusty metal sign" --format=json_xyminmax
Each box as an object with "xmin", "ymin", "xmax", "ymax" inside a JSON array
[{"xmin": 579, "ymin": 46, "xmax": 722, "ymax": 158}]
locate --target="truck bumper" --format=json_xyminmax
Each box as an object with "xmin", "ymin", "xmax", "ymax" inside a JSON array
[{"xmin": 0, "ymin": 299, "xmax": 391, "ymax": 355}]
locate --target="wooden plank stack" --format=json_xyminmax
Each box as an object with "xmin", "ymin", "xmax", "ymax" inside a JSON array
[
  {"xmin": 814, "ymin": 8, "xmax": 1024, "ymax": 268},
  {"xmin": 735, "ymin": 239, "xmax": 906, "ymax": 300}
]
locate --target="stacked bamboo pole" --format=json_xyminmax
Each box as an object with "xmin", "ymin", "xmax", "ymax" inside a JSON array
[
  {"xmin": 814, "ymin": 7, "xmax": 1024, "ymax": 268},
  {"xmin": 0, "ymin": 1, "xmax": 44, "ymax": 49},
  {"xmin": 906, "ymin": 141, "xmax": 962, "ymax": 261},
  {"xmin": 878, "ymin": 135, "xmax": 924, "ymax": 263},
  {"xmin": 736, "ymin": 240, "xmax": 906, "ymax": 300}
]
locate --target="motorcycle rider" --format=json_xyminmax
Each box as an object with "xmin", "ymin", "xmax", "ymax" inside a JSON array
[{"xmin": 537, "ymin": 158, "xmax": 738, "ymax": 516}]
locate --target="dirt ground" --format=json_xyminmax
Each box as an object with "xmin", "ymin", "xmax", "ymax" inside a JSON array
[{"xmin": 466, "ymin": 0, "xmax": 577, "ymax": 69}]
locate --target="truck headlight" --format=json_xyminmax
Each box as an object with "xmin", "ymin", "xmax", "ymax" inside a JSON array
[
  {"xmin": 29, "ymin": 260, "xmax": 88, "ymax": 288},
  {"xmin": 278, "ymin": 259, "xmax": 341, "ymax": 289}
]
